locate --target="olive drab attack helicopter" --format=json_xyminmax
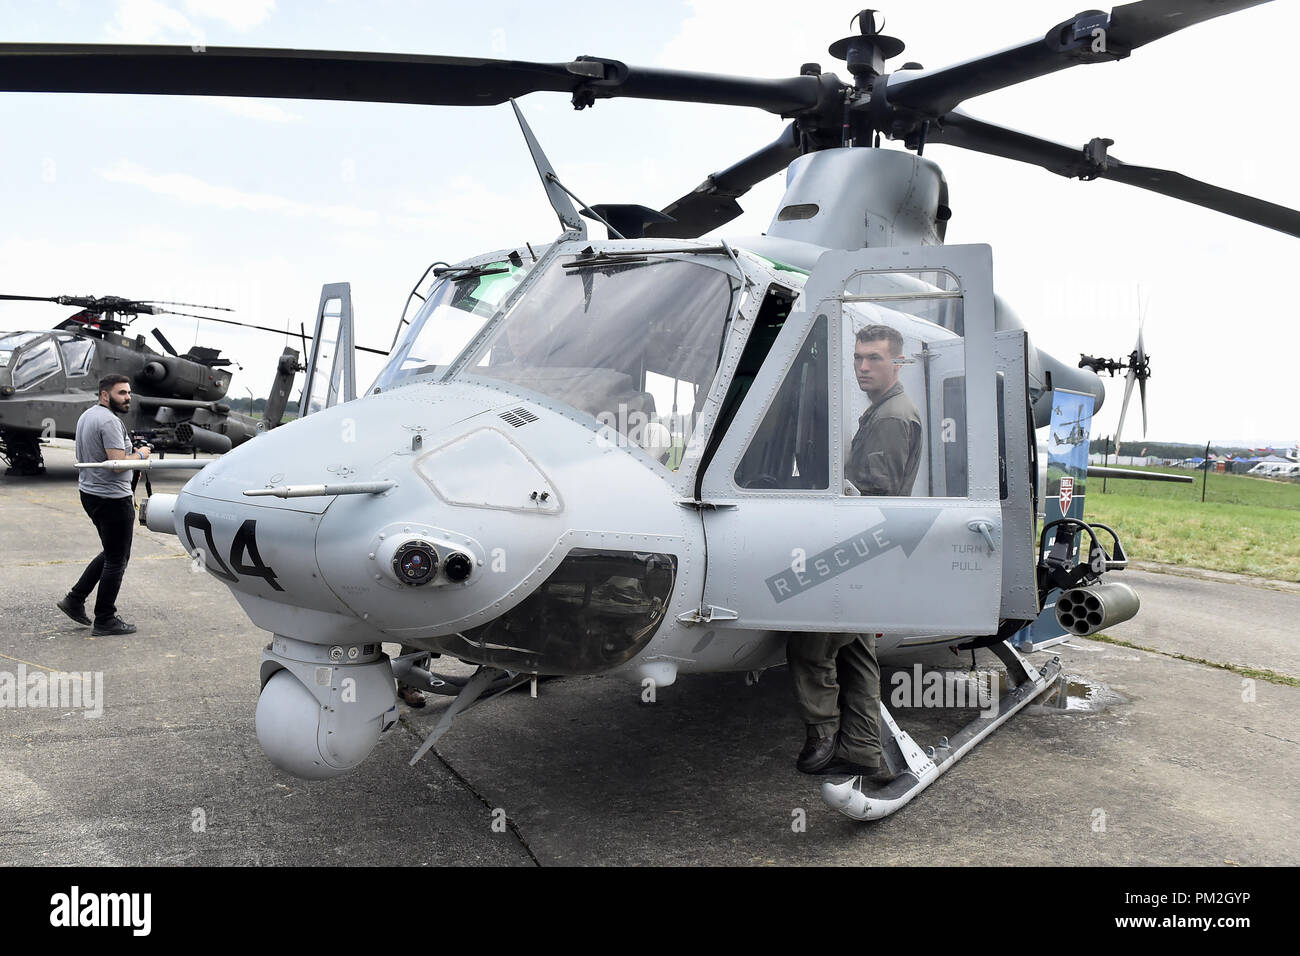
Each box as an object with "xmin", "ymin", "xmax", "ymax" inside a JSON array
[
  {"xmin": 0, "ymin": 292, "xmax": 303, "ymax": 475},
  {"xmin": 5, "ymin": 0, "xmax": 1294, "ymax": 822}
]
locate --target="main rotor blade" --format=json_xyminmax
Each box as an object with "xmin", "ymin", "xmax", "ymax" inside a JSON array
[
  {"xmin": 1108, "ymin": 0, "xmax": 1270, "ymax": 48},
  {"xmin": 927, "ymin": 110, "xmax": 1300, "ymax": 238},
  {"xmin": 0, "ymin": 44, "xmax": 822, "ymax": 114},
  {"xmin": 886, "ymin": 0, "xmax": 1271, "ymax": 118},
  {"xmin": 645, "ymin": 123, "xmax": 802, "ymax": 239},
  {"xmin": 0, "ymin": 294, "xmax": 61, "ymax": 303}
]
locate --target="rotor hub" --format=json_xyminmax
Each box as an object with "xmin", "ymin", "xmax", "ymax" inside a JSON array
[{"xmin": 828, "ymin": 9, "xmax": 905, "ymax": 82}]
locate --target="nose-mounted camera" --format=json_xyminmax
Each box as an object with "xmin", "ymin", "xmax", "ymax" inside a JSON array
[{"xmin": 376, "ymin": 530, "xmax": 478, "ymax": 589}]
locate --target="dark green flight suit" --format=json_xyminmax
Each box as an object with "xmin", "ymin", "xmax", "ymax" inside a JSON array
[
  {"xmin": 845, "ymin": 381, "xmax": 923, "ymax": 498},
  {"xmin": 788, "ymin": 381, "xmax": 922, "ymax": 766}
]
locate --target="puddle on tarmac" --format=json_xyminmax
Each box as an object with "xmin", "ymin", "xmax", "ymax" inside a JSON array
[{"xmin": 1031, "ymin": 674, "xmax": 1125, "ymax": 713}]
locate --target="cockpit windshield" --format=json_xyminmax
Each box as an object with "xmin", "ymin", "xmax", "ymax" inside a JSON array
[
  {"xmin": 371, "ymin": 259, "xmax": 530, "ymax": 391},
  {"xmin": 457, "ymin": 255, "xmax": 737, "ymax": 469},
  {"xmin": 0, "ymin": 331, "xmax": 42, "ymax": 368}
]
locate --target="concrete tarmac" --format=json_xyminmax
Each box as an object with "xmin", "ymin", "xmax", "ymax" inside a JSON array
[{"xmin": 1, "ymin": 447, "xmax": 1296, "ymax": 865}]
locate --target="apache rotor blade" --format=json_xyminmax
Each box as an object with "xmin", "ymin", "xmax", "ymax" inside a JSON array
[
  {"xmin": 152, "ymin": 307, "xmax": 229, "ymax": 322},
  {"xmin": 885, "ymin": 0, "xmax": 1271, "ymax": 118},
  {"xmin": 645, "ymin": 123, "xmax": 802, "ymax": 239},
  {"xmin": 155, "ymin": 311, "xmax": 388, "ymax": 356},
  {"xmin": 926, "ymin": 110, "xmax": 1300, "ymax": 238},
  {"xmin": 0, "ymin": 44, "xmax": 822, "ymax": 115},
  {"xmin": 151, "ymin": 327, "xmax": 179, "ymax": 356},
  {"xmin": 140, "ymin": 299, "xmax": 234, "ymax": 312}
]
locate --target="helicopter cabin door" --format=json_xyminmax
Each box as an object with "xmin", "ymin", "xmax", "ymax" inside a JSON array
[
  {"xmin": 300, "ymin": 281, "xmax": 356, "ymax": 416},
  {"xmin": 697, "ymin": 245, "xmax": 1004, "ymax": 639}
]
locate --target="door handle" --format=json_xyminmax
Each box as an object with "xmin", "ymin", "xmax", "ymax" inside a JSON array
[{"xmin": 967, "ymin": 519, "xmax": 997, "ymax": 552}]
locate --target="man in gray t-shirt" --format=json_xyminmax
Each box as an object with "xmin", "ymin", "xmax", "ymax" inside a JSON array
[
  {"xmin": 59, "ymin": 374, "xmax": 151, "ymax": 636},
  {"xmin": 76, "ymin": 403, "xmax": 133, "ymax": 498}
]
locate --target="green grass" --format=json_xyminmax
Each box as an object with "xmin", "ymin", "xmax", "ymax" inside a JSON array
[{"xmin": 1085, "ymin": 466, "xmax": 1300, "ymax": 581}]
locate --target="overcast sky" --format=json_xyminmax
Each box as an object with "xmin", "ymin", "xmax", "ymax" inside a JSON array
[{"xmin": 1, "ymin": 0, "xmax": 1296, "ymax": 447}]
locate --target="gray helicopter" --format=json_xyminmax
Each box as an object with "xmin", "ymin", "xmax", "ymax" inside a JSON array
[
  {"xmin": 8, "ymin": 1, "xmax": 1287, "ymax": 820},
  {"xmin": 0, "ymin": 293, "xmax": 301, "ymax": 475}
]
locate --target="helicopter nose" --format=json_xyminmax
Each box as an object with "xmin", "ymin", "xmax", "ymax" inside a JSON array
[
  {"xmin": 304, "ymin": 386, "xmax": 694, "ymax": 676},
  {"xmin": 171, "ymin": 384, "xmax": 697, "ymax": 778}
]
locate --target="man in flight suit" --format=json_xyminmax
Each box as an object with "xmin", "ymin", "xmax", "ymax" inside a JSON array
[{"xmin": 788, "ymin": 324, "xmax": 922, "ymax": 782}]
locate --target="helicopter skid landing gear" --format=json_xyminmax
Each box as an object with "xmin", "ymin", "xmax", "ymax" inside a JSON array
[
  {"xmin": 406, "ymin": 664, "xmax": 531, "ymax": 766},
  {"xmin": 821, "ymin": 641, "xmax": 1060, "ymax": 821},
  {"xmin": 0, "ymin": 431, "xmax": 45, "ymax": 476},
  {"xmin": 391, "ymin": 649, "xmax": 526, "ymax": 698}
]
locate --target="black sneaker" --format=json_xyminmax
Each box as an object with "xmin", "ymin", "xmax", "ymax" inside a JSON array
[
  {"xmin": 92, "ymin": 616, "xmax": 137, "ymax": 636},
  {"xmin": 57, "ymin": 596, "xmax": 91, "ymax": 626}
]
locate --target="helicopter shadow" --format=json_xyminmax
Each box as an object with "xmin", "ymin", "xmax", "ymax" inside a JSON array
[{"xmin": 415, "ymin": 653, "xmax": 1010, "ymax": 863}]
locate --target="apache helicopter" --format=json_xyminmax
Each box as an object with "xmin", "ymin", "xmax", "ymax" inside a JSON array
[
  {"xmin": 7, "ymin": 0, "xmax": 1294, "ymax": 821},
  {"xmin": 0, "ymin": 293, "xmax": 302, "ymax": 475}
]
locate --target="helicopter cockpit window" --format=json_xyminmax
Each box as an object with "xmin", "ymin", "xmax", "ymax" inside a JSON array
[
  {"xmin": 463, "ymin": 255, "xmax": 736, "ymax": 468},
  {"xmin": 57, "ymin": 336, "xmax": 94, "ymax": 377},
  {"xmin": 372, "ymin": 260, "xmax": 530, "ymax": 391},
  {"xmin": 11, "ymin": 339, "xmax": 61, "ymax": 390},
  {"xmin": 0, "ymin": 331, "xmax": 41, "ymax": 368},
  {"xmin": 839, "ymin": 271, "xmax": 966, "ymax": 498},
  {"xmin": 735, "ymin": 314, "xmax": 829, "ymax": 490}
]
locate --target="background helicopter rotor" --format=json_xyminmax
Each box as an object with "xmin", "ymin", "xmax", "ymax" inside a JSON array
[
  {"xmin": 1081, "ymin": 317, "xmax": 1152, "ymax": 448},
  {"xmin": 0, "ymin": 292, "xmax": 234, "ymax": 330},
  {"xmin": 0, "ymin": 292, "xmax": 389, "ymax": 357},
  {"xmin": 0, "ymin": 292, "xmax": 232, "ymax": 315}
]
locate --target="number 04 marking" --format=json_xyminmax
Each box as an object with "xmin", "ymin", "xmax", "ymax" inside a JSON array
[{"xmin": 182, "ymin": 512, "xmax": 284, "ymax": 591}]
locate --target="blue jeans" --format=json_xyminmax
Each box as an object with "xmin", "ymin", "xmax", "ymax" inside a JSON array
[{"xmin": 69, "ymin": 492, "xmax": 135, "ymax": 626}]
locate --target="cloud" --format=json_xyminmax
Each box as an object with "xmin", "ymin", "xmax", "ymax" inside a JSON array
[
  {"xmin": 98, "ymin": 159, "xmax": 380, "ymax": 228},
  {"xmin": 183, "ymin": 0, "xmax": 276, "ymax": 32},
  {"xmin": 105, "ymin": 0, "xmax": 276, "ymax": 43},
  {"xmin": 105, "ymin": 0, "xmax": 204, "ymax": 43},
  {"xmin": 204, "ymin": 97, "xmax": 302, "ymax": 123},
  {"xmin": 383, "ymin": 175, "xmax": 564, "ymax": 256}
]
